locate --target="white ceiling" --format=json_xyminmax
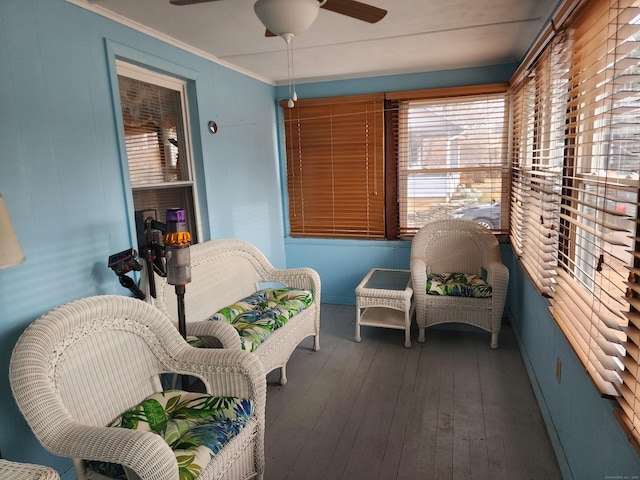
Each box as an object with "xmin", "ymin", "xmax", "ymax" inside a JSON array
[{"xmin": 72, "ymin": 0, "xmax": 562, "ymax": 85}]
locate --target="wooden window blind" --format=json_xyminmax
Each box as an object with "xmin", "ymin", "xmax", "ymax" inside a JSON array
[
  {"xmin": 282, "ymin": 94, "xmax": 385, "ymax": 239},
  {"xmin": 511, "ymin": 0, "xmax": 640, "ymax": 447},
  {"xmin": 388, "ymin": 85, "xmax": 510, "ymax": 237}
]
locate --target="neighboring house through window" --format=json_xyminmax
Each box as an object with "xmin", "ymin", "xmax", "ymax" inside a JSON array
[{"xmin": 389, "ymin": 85, "xmax": 509, "ymax": 236}]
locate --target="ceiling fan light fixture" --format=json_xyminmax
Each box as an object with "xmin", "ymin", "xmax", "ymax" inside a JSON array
[{"xmin": 253, "ymin": 0, "xmax": 320, "ymax": 37}]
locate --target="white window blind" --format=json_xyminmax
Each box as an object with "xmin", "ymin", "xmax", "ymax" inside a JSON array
[
  {"xmin": 553, "ymin": 0, "xmax": 639, "ymax": 399},
  {"xmin": 117, "ymin": 65, "xmax": 198, "ymax": 233},
  {"xmin": 511, "ymin": 0, "xmax": 640, "ymax": 447},
  {"xmin": 510, "ymin": 39, "xmax": 565, "ymax": 296},
  {"xmin": 389, "ymin": 86, "xmax": 510, "ymax": 237}
]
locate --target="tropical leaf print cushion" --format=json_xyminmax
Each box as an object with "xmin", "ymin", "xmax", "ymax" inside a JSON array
[
  {"xmin": 207, "ymin": 287, "xmax": 314, "ymax": 352},
  {"xmin": 88, "ymin": 390, "xmax": 253, "ymax": 480},
  {"xmin": 426, "ymin": 272, "xmax": 492, "ymax": 298}
]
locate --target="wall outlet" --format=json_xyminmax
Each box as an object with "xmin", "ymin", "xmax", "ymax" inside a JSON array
[{"xmin": 556, "ymin": 357, "xmax": 562, "ymax": 383}]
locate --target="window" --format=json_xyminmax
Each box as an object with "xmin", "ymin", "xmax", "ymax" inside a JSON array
[
  {"xmin": 388, "ymin": 85, "xmax": 510, "ymax": 237},
  {"xmin": 510, "ymin": 40, "xmax": 565, "ymax": 296},
  {"xmin": 282, "ymin": 94, "xmax": 385, "ymax": 239},
  {"xmin": 511, "ymin": 0, "xmax": 640, "ymax": 447},
  {"xmin": 117, "ymin": 62, "xmax": 199, "ymax": 238},
  {"xmin": 281, "ymin": 87, "xmax": 510, "ymax": 240}
]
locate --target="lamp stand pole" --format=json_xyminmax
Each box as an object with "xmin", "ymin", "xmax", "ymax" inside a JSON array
[
  {"xmin": 175, "ymin": 284, "xmax": 187, "ymax": 340},
  {"xmin": 174, "ymin": 284, "xmax": 189, "ymax": 390}
]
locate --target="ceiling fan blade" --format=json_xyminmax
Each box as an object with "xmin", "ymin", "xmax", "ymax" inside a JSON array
[
  {"xmin": 321, "ymin": 0, "xmax": 387, "ymax": 24},
  {"xmin": 170, "ymin": 0, "xmax": 221, "ymax": 6},
  {"xmin": 265, "ymin": 29, "xmax": 277, "ymax": 37}
]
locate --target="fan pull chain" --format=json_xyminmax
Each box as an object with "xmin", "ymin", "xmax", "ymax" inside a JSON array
[
  {"xmin": 284, "ymin": 33, "xmax": 297, "ymax": 108},
  {"xmin": 291, "ymin": 38, "xmax": 297, "ymax": 103}
]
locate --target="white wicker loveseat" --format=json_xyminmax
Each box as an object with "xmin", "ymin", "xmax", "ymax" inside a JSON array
[
  {"xmin": 410, "ymin": 219, "xmax": 509, "ymax": 349},
  {"xmin": 147, "ymin": 238, "xmax": 321, "ymax": 385}
]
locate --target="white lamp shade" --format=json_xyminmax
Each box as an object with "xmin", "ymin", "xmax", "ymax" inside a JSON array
[
  {"xmin": 254, "ymin": 0, "xmax": 320, "ymax": 36},
  {"xmin": 0, "ymin": 194, "xmax": 26, "ymax": 269}
]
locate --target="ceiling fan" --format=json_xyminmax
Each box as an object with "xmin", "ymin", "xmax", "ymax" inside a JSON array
[
  {"xmin": 170, "ymin": 0, "xmax": 387, "ymax": 107},
  {"xmin": 169, "ymin": 0, "xmax": 387, "ymax": 37}
]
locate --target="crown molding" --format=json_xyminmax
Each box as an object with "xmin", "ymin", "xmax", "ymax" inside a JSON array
[{"xmin": 66, "ymin": 0, "xmax": 275, "ymax": 86}]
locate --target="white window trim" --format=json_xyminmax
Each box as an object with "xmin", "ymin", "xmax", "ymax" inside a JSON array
[{"xmin": 115, "ymin": 60, "xmax": 201, "ymax": 243}]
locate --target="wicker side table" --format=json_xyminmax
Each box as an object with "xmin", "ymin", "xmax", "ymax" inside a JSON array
[{"xmin": 355, "ymin": 268, "xmax": 414, "ymax": 348}]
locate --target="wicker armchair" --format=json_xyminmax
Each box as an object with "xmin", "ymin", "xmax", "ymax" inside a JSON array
[
  {"xmin": 410, "ymin": 219, "xmax": 509, "ymax": 349},
  {"xmin": 10, "ymin": 295, "xmax": 266, "ymax": 480},
  {"xmin": 0, "ymin": 459, "xmax": 60, "ymax": 480}
]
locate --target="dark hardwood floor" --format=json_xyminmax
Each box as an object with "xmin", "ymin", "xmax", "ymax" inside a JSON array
[{"xmin": 264, "ymin": 304, "xmax": 561, "ymax": 480}]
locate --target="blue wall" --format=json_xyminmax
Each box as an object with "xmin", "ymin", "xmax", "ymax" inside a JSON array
[
  {"xmin": 504, "ymin": 247, "xmax": 640, "ymax": 479},
  {"xmin": 0, "ymin": 0, "xmax": 284, "ymax": 475},
  {"xmin": 286, "ymin": 238, "xmax": 413, "ymax": 304}
]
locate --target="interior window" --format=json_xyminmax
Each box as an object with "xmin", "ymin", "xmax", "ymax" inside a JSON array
[{"xmin": 116, "ymin": 62, "xmax": 198, "ymax": 240}]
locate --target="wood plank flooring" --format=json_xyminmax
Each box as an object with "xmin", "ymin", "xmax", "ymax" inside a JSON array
[{"xmin": 264, "ymin": 304, "xmax": 561, "ymax": 480}]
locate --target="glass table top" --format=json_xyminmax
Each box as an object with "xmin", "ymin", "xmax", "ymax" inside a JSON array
[{"xmin": 364, "ymin": 269, "xmax": 411, "ymax": 291}]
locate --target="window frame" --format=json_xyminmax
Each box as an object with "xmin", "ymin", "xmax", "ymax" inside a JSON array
[
  {"xmin": 116, "ymin": 60, "xmax": 201, "ymax": 242},
  {"xmin": 388, "ymin": 84, "xmax": 511, "ymax": 237}
]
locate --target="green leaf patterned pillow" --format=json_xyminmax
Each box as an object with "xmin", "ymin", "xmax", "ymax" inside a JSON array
[
  {"xmin": 232, "ymin": 309, "xmax": 279, "ymax": 352},
  {"xmin": 207, "ymin": 288, "xmax": 314, "ymax": 351},
  {"xmin": 88, "ymin": 390, "xmax": 253, "ymax": 480},
  {"xmin": 426, "ymin": 272, "xmax": 492, "ymax": 298}
]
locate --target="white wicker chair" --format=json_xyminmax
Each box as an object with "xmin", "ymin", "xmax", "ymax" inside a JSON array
[
  {"xmin": 410, "ymin": 219, "xmax": 509, "ymax": 349},
  {"xmin": 10, "ymin": 295, "xmax": 266, "ymax": 480},
  {"xmin": 146, "ymin": 238, "xmax": 321, "ymax": 385},
  {"xmin": 0, "ymin": 459, "xmax": 60, "ymax": 480}
]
